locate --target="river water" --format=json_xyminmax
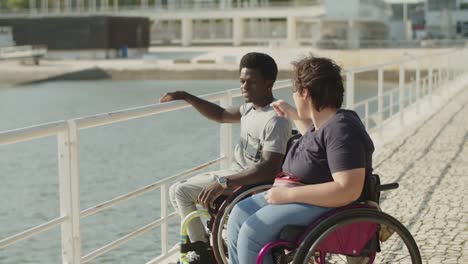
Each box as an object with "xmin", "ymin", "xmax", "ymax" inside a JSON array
[{"xmin": 0, "ymin": 79, "xmax": 386, "ymax": 263}]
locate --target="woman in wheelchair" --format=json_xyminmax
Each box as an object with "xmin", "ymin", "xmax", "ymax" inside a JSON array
[{"xmin": 227, "ymin": 55, "xmax": 376, "ymax": 264}]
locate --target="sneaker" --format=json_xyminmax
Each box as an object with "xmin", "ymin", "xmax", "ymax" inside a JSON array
[{"xmin": 180, "ymin": 241, "xmax": 216, "ymax": 264}]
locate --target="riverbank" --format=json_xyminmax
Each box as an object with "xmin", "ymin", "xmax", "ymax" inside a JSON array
[{"xmin": 0, "ymin": 46, "xmax": 454, "ymax": 86}]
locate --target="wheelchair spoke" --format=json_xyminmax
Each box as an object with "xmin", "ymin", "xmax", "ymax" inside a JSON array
[{"xmin": 211, "ymin": 184, "xmax": 272, "ymax": 264}]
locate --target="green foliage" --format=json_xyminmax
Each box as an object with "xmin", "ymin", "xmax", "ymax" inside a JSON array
[{"xmin": 6, "ymin": 0, "xmax": 28, "ymax": 9}]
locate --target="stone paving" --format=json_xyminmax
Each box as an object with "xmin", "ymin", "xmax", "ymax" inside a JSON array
[{"xmin": 373, "ymin": 87, "xmax": 468, "ymax": 264}]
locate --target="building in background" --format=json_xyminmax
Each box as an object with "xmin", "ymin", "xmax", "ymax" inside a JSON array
[
  {"xmin": 317, "ymin": 0, "xmax": 389, "ymax": 48},
  {"xmin": 386, "ymin": 0, "xmax": 425, "ymax": 40},
  {"xmin": 0, "ymin": 0, "xmax": 466, "ymax": 49},
  {"xmin": 425, "ymin": 0, "xmax": 468, "ymax": 38},
  {"xmin": 0, "ymin": 17, "xmax": 150, "ymax": 59}
]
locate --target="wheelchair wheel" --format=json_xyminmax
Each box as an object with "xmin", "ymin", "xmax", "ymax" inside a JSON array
[
  {"xmin": 292, "ymin": 208, "xmax": 421, "ymax": 264},
  {"xmin": 211, "ymin": 184, "xmax": 272, "ymax": 264}
]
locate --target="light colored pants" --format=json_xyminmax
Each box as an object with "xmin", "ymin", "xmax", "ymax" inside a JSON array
[
  {"xmin": 228, "ymin": 192, "xmax": 332, "ymax": 264},
  {"xmin": 169, "ymin": 169, "xmax": 237, "ymax": 243}
]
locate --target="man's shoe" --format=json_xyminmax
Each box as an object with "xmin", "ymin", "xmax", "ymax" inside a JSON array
[{"xmin": 180, "ymin": 241, "xmax": 216, "ymax": 264}]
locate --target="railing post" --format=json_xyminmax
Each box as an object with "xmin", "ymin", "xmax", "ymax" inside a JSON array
[
  {"xmin": 141, "ymin": 0, "xmax": 148, "ymax": 10},
  {"xmin": 446, "ymin": 53, "xmax": 451, "ymax": 82},
  {"xmin": 398, "ymin": 64, "xmax": 405, "ymax": 124},
  {"xmin": 53, "ymin": 0, "xmax": 60, "ymax": 13},
  {"xmin": 415, "ymin": 59, "xmax": 421, "ymax": 113},
  {"xmin": 89, "ymin": 0, "xmax": 96, "ymax": 12},
  {"xmin": 377, "ymin": 68, "xmax": 384, "ymax": 133},
  {"xmin": 160, "ymin": 184, "xmax": 168, "ymax": 256},
  {"xmin": 63, "ymin": 0, "xmax": 71, "ymax": 12},
  {"xmin": 428, "ymin": 64, "xmax": 433, "ymax": 105},
  {"xmin": 58, "ymin": 120, "xmax": 81, "ymax": 264},
  {"xmin": 438, "ymin": 62, "xmax": 443, "ymax": 89},
  {"xmin": 219, "ymin": 91, "xmax": 233, "ymax": 169},
  {"xmin": 41, "ymin": 0, "xmax": 48, "ymax": 14},
  {"xmin": 113, "ymin": 0, "xmax": 119, "ymax": 12},
  {"xmin": 415, "ymin": 60, "xmax": 421, "ymax": 99},
  {"xmin": 346, "ymin": 71, "xmax": 355, "ymax": 110}
]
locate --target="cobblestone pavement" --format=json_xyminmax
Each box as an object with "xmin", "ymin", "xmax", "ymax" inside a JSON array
[{"xmin": 373, "ymin": 87, "xmax": 468, "ymax": 264}]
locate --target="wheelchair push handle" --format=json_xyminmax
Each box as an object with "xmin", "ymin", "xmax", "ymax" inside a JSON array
[{"xmin": 377, "ymin": 182, "xmax": 399, "ymax": 192}]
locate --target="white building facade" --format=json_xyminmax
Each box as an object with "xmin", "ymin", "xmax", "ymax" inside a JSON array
[{"xmin": 425, "ymin": 0, "xmax": 468, "ymax": 38}]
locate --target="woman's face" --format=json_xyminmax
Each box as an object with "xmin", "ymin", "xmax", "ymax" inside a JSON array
[{"xmin": 292, "ymin": 86, "xmax": 311, "ymax": 119}]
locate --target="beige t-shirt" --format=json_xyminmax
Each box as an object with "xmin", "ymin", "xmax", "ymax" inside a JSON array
[{"xmin": 232, "ymin": 103, "xmax": 292, "ymax": 171}]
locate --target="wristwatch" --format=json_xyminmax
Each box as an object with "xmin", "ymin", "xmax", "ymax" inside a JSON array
[{"xmin": 217, "ymin": 176, "xmax": 229, "ymax": 189}]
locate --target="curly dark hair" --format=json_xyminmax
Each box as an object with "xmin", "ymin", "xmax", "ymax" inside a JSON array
[
  {"xmin": 239, "ymin": 52, "xmax": 278, "ymax": 82},
  {"xmin": 292, "ymin": 55, "xmax": 344, "ymax": 112}
]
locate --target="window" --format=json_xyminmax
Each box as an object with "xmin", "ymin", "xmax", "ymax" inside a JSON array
[{"xmin": 427, "ymin": 0, "xmax": 456, "ymax": 11}]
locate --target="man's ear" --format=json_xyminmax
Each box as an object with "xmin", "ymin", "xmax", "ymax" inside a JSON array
[{"xmin": 266, "ymin": 80, "xmax": 274, "ymax": 92}]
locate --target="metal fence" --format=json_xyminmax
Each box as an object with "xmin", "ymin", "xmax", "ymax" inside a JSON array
[{"xmin": 0, "ymin": 48, "xmax": 467, "ymax": 263}]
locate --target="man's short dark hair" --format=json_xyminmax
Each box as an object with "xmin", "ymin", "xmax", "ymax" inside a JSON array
[
  {"xmin": 239, "ymin": 52, "xmax": 278, "ymax": 82},
  {"xmin": 292, "ymin": 55, "xmax": 344, "ymax": 112}
]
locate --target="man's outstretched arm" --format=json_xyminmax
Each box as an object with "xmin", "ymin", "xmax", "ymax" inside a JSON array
[{"xmin": 160, "ymin": 91, "xmax": 241, "ymax": 123}]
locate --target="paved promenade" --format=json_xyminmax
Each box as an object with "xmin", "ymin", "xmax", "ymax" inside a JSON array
[{"xmin": 374, "ymin": 86, "xmax": 468, "ymax": 263}]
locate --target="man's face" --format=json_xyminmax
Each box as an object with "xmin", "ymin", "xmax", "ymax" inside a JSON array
[{"xmin": 239, "ymin": 67, "xmax": 271, "ymax": 104}]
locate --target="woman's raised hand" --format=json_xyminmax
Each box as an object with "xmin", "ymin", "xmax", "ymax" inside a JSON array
[{"xmin": 271, "ymin": 99, "xmax": 299, "ymax": 120}]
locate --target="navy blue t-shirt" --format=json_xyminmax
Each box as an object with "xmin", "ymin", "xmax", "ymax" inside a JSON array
[{"xmin": 282, "ymin": 109, "xmax": 374, "ymax": 186}]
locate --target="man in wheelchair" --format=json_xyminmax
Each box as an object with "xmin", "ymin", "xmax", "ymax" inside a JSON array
[
  {"xmin": 227, "ymin": 55, "xmax": 376, "ymax": 264},
  {"xmin": 159, "ymin": 52, "xmax": 292, "ymax": 263}
]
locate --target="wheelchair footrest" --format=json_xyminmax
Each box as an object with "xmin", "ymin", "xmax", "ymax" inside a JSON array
[
  {"xmin": 180, "ymin": 241, "xmax": 216, "ymax": 264},
  {"xmin": 180, "ymin": 241, "xmax": 210, "ymax": 253}
]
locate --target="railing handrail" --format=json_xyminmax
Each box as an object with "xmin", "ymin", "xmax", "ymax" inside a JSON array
[
  {"xmin": 1, "ymin": 47, "xmax": 467, "ymax": 264},
  {"xmin": 347, "ymin": 49, "xmax": 457, "ymax": 74},
  {"xmin": 0, "ymin": 80, "xmax": 291, "ymax": 143},
  {"xmin": 80, "ymin": 157, "xmax": 224, "ymax": 219}
]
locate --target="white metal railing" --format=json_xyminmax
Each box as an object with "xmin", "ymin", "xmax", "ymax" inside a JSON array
[{"xmin": 1, "ymin": 48, "xmax": 468, "ymax": 264}]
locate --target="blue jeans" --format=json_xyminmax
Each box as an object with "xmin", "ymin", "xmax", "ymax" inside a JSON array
[{"xmin": 227, "ymin": 192, "xmax": 332, "ymax": 264}]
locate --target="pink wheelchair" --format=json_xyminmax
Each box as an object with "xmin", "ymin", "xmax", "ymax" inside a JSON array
[{"xmin": 210, "ymin": 174, "xmax": 422, "ymax": 264}]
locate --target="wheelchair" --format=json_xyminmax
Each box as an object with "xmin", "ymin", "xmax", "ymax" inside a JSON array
[
  {"xmin": 178, "ymin": 132, "xmax": 301, "ymax": 264},
  {"xmin": 255, "ymin": 174, "xmax": 422, "ymax": 264},
  {"xmin": 178, "ymin": 182, "xmax": 272, "ymax": 264}
]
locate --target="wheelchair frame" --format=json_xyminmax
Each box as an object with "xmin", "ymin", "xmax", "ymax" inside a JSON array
[
  {"xmin": 254, "ymin": 176, "xmax": 422, "ymax": 264},
  {"xmin": 178, "ymin": 183, "xmax": 272, "ymax": 264}
]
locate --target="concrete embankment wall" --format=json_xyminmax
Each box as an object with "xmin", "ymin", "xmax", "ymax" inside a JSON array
[{"xmin": 0, "ymin": 47, "xmax": 463, "ymax": 85}]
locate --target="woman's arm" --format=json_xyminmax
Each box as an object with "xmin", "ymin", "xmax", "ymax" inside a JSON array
[{"xmin": 265, "ymin": 168, "xmax": 365, "ymax": 207}]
